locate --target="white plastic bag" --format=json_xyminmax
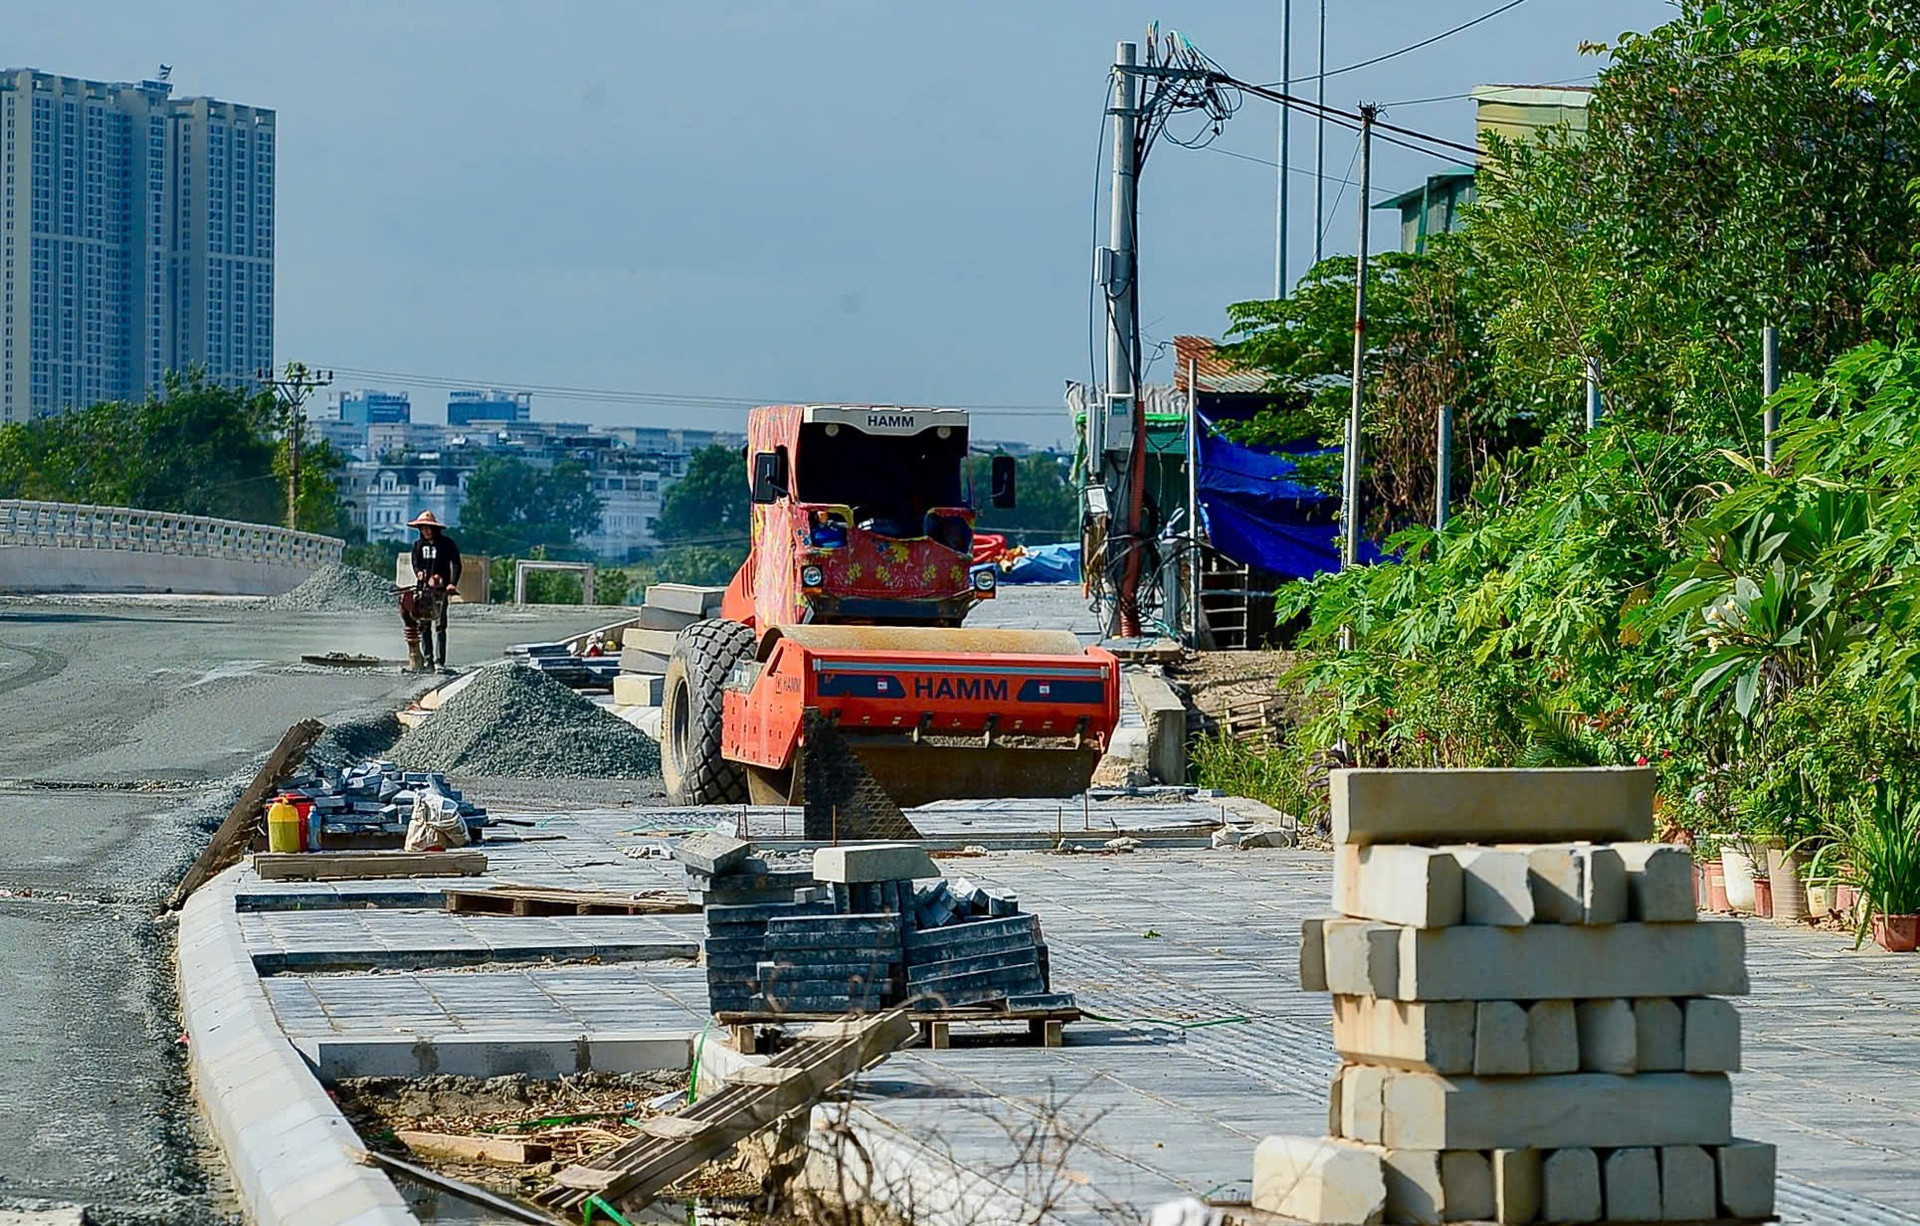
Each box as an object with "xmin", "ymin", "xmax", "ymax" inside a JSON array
[{"xmin": 404, "ymin": 789, "xmax": 471, "ymax": 851}]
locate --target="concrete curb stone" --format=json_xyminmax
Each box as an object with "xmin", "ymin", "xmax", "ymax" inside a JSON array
[{"xmin": 178, "ymin": 866, "xmax": 414, "ymax": 1226}]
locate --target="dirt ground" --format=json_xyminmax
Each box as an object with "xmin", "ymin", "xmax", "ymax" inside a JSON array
[
  {"xmin": 1166, "ymin": 649, "xmax": 1293, "ymax": 725},
  {"xmin": 333, "ymin": 1071, "xmax": 761, "ymax": 1207}
]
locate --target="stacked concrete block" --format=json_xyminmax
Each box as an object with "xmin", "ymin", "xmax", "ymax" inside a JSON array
[
  {"xmin": 674, "ymin": 833, "xmax": 817, "ymax": 907},
  {"xmin": 696, "ymin": 839, "xmax": 1071, "ymax": 1016},
  {"xmin": 1257, "ymin": 768, "xmax": 1776, "ymax": 1225}
]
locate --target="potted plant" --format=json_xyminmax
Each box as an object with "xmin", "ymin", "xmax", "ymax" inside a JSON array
[{"xmin": 1805, "ymin": 782, "xmax": 1920, "ymax": 951}]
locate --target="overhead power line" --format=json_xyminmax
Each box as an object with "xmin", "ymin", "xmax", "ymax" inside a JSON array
[
  {"xmin": 1289, "ymin": 0, "xmax": 1536, "ymax": 83},
  {"xmin": 1219, "ymin": 77, "xmax": 1484, "ymax": 162}
]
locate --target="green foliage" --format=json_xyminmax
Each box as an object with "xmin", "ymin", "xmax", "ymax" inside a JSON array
[
  {"xmin": 0, "ymin": 371, "xmax": 288, "ymax": 524},
  {"xmin": 655, "ymin": 544, "xmax": 746, "ymax": 587},
  {"xmin": 655, "ymin": 444, "xmax": 749, "ymax": 547},
  {"xmin": 1806, "ymin": 781, "xmax": 1920, "ymax": 943},
  {"xmin": 1189, "ymin": 731, "xmax": 1313, "ymax": 818},
  {"xmin": 964, "ymin": 452, "xmax": 1079, "ymax": 541},
  {"xmin": 459, "ymin": 456, "xmax": 602, "ymax": 556},
  {"xmin": 1241, "ymin": 0, "xmax": 1920, "ymax": 850}
]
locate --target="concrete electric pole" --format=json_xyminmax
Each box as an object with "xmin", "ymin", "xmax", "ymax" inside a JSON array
[
  {"xmin": 1341, "ymin": 104, "xmax": 1375, "ymax": 578},
  {"xmin": 1275, "ymin": 0, "xmax": 1292, "ymax": 298},
  {"xmin": 260, "ymin": 362, "xmax": 333, "ymax": 532},
  {"xmin": 1105, "ymin": 41, "xmax": 1143, "ymax": 637}
]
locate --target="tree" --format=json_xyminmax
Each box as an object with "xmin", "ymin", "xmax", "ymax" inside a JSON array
[
  {"xmin": 964, "ymin": 452, "xmax": 1079, "ymax": 542},
  {"xmin": 0, "ymin": 370, "xmax": 284, "ymax": 524},
  {"xmin": 458, "ymin": 456, "xmax": 601, "ymax": 556},
  {"xmin": 274, "ymin": 436, "xmax": 350, "ymax": 536},
  {"xmin": 654, "ymin": 444, "xmax": 749, "ymax": 546}
]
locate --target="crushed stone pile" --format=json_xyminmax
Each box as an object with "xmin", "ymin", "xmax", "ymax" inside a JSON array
[
  {"xmin": 266, "ymin": 563, "xmax": 398, "ymax": 612},
  {"xmin": 389, "ymin": 663, "xmax": 662, "ymax": 779}
]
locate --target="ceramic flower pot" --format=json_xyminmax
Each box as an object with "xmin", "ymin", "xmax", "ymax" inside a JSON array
[
  {"xmin": 1836, "ymin": 884, "xmax": 1862, "ymax": 922},
  {"xmin": 1705, "ymin": 859, "xmax": 1731, "ymax": 913},
  {"xmin": 1872, "ymin": 914, "xmax": 1920, "ymax": 953},
  {"xmin": 1767, "ymin": 847, "xmax": 1809, "ymax": 923},
  {"xmin": 1806, "ymin": 884, "xmax": 1832, "ymax": 919},
  {"xmin": 1751, "ymin": 876, "xmax": 1774, "ymax": 919},
  {"xmin": 1721, "ymin": 847, "xmax": 1758, "ymax": 912}
]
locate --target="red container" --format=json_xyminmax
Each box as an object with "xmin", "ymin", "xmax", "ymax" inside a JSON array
[
  {"xmin": 1873, "ymin": 914, "xmax": 1920, "ymax": 953},
  {"xmin": 1751, "ymin": 876, "xmax": 1774, "ymax": 918},
  {"xmin": 1705, "ymin": 860, "xmax": 1731, "ymax": 913}
]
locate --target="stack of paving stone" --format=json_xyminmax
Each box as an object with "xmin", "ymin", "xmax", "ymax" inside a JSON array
[
  {"xmin": 503, "ymin": 641, "xmax": 621, "ymax": 690},
  {"xmin": 683, "ymin": 835, "xmax": 1071, "ymax": 1016},
  {"xmin": 278, "ymin": 760, "xmax": 488, "ymax": 837},
  {"xmin": 674, "ymin": 832, "xmax": 816, "ymax": 907},
  {"xmin": 1260, "ymin": 767, "xmax": 1775, "ymax": 1226}
]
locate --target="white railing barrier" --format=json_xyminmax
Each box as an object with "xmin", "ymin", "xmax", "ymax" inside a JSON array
[{"xmin": 0, "ymin": 499, "xmax": 344, "ymax": 568}]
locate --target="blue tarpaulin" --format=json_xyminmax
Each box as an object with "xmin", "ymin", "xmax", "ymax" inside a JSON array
[
  {"xmin": 1001, "ymin": 542, "xmax": 1081, "ymax": 584},
  {"xmin": 1194, "ymin": 415, "xmax": 1377, "ymax": 580}
]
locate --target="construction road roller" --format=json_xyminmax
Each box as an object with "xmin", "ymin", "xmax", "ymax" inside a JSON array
[{"xmin": 659, "ymin": 404, "xmax": 1120, "ymax": 823}]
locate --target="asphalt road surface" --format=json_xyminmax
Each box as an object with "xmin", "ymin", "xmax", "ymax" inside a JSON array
[{"xmin": 0, "ymin": 597, "xmax": 626, "ymax": 1222}]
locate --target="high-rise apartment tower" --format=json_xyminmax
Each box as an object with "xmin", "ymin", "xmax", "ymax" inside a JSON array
[{"xmin": 0, "ymin": 68, "xmax": 272, "ymax": 423}]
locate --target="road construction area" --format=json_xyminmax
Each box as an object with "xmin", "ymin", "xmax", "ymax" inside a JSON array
[
  {"xmin": 10, "ymin": 585, "xmax": 1920, "ymax": 1225},
  {"xmin": 0, "ymin": 593, "xmax": 646, "ymax": 1222}
]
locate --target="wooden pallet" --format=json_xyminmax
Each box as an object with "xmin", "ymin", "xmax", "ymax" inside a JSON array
[
  {"xmin": 250, "ymin": 849, "xmax": 487, "ymax": 881},
  {"xmin": 537, "ymin": 1010, "xmax": 916, "ymax": 1214},
  {"xmin": 444, "ymin": 883, "xmax": 699, "ymax": 917},
  {"xmin": 717, "ymin": 1004, "xmax": 1082, "ymax": 1052}
]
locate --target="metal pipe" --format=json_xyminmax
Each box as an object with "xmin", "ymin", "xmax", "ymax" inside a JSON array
[
  {"xmin": 1585, "ymin": 358, "xmax": 1602, "ymax": 430},
  {"xmin": 1313, "ymin": 0, "xmax": 1326, "ymax": 267},
  {"xmin": 1763, "ymin": 323, "xmax": 1780, "ymax": 468},
  {"xmin": 1435, "ymin": 404, "xmax": 1452, "ymax": 533}
]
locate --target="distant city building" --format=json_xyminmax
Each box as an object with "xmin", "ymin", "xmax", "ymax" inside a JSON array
[
  {"xmin": 337, "ymin": 388, "xmax": 410, "ymax": 426},
  {"xmin": 447, "ymin": 388, "xmax": 531, "ymax": 426},
  {"xmin": 343, "ymin": 458, "xmax": 472, "ymax": 543},
  {"xmin": 0, "ymin": 67, "xmax": 273, "ymax": 423},
  {"xmin": 311, "ymin": 416, "xmax": 369, "ymax": 460}
]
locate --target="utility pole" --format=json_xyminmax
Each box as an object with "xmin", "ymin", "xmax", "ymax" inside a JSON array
[
  {"xmin": 1584, "ymin": 358, "xmax": 1603, "ymax": 431},
  {"xmin": 1762, "ymin": 323, "xmax": 1780, "ymax": 468},
  {"xmin": 1313, "ymin": 0, "xmax": 1327, "ymax": 267},
  {"xmin": 1187, "ymin": 356, "xmax": 1202, "ymax": 648},
  {"xmin": 260, "ymin": 362, "xmax": 333, "ymax": 531},
  {"xmin": 1105, "ymin": 41, "xmax": 1144, "ymax": 637},
  {"xmin": 1338, "ymin": 104, "xmax": 1374, "ymax": 653},
  {"xmin": 1435, "ymin": 404, "xmax": 1452, "ymax": 533},
  {"xmin": 1274, "ymin": 0, "xmax": 1293, "ymax": 298},
  {"xmin": 1341, "ymin": 105, "xmax": 1375, "ymax": 577}
]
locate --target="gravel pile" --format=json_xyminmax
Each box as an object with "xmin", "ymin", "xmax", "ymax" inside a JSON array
[
  {"xmin": 389, "ymin": 663, "xmax": 662, "ymax": 779},
  {"xmin": 266, "ymin": 563, "xmax": 398, "ymax": 612}
]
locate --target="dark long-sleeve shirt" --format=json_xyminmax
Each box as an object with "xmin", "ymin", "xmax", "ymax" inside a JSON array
[{"xmin": 411, "ymin": 534, "xmax": 463, "ymax": 586}]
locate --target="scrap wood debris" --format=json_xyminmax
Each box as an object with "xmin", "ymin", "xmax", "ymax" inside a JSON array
[{"xmin": 333, "ymin": 1071, "xmax": 759, "ymax": 1205}]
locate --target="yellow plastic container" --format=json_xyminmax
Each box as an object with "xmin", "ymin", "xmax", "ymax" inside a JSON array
[{"xmin": 266, "ymin": 798, "xmax": 303, "ymax": 854}]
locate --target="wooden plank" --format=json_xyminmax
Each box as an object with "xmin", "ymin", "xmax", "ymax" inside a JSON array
[
  {"xmin": 394, "ymin": 1130, "xmax": 551, "ymax": 1166},
  {"xmin": 252, "ymin": 850, "xmax": 487, "ymax": 881},
  {"xmin": 726, "ymin": 1065, "xmax": 806, "ymax": 1087},
  {"xmin": 169, "ymin": 718, "xmax": 324, "ymax": 908},
  {"xmin": 636, "ymin": 1116, "xmax": 712, "ymax": 1140},
  {"xmin": 539, "ymin": 1009, "xmax": 916, "ymax": 1212}
]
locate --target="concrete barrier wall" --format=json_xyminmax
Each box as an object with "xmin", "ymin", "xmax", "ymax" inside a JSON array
[{"xmin": 0, "ymin": 500, "xmax": 343, "ymax": 596}]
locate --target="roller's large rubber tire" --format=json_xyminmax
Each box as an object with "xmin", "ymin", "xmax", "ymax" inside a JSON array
[{"xmin": 661, "ymin": 618, "xmax": 757, "ymax": 805}]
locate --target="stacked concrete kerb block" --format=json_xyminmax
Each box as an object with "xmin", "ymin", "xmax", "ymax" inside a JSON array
[
  {"xmin": 682, "ymin": 837, "xmax": 1072, "ymax": 1016},
  {"xmin": 1262, "ymin": 767, "xmax": 1776, "ymax": 1225}
]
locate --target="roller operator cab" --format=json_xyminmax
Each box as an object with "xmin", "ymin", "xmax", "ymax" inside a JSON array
[
  {"xmin": 659, "ymin": 404, "xmax": 1121, "ymax": 810},
  {"xmin": 739, "ymin": 404, "xmax": 1008, "ymax": 629}
]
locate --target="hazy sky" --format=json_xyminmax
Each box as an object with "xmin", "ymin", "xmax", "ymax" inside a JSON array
[{"xmin": 15, "ymin": 0, "xmax": 1674, "ymax": 446}]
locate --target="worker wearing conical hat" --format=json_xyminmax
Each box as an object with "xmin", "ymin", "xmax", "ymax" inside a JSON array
[{"xmin": 401, "ymin": 511, "xmax": 463, "ymax": 672}]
